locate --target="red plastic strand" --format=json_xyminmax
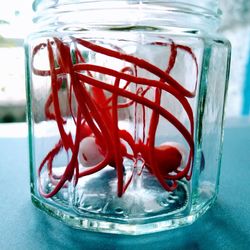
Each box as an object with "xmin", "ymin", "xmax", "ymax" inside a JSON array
[
  {"xmin": 33, "ymin": 37, "xmax": 197, "ymax": 198},
  {"xmin": 74, "ymin": 38, "xmax": 196, "ymax": 97}
]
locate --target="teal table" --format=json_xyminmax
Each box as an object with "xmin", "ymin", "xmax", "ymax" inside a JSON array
[{"xmin": 0, "ymin": 119, "xmax": 249, "ymax": 250}]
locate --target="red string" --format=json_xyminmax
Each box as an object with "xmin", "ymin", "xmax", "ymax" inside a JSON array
[{"xmin": 32, "ymin": 37, "xmax": 197, "ymax": 197}]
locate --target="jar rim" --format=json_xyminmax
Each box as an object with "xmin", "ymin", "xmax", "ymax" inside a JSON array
[
  {"xmin": 32, "ymin": 0, "xmax": 221, "ymax": 32},
  {"xmin": 33, "ymin": 0, "xmax": 221, "ymax": 17}
]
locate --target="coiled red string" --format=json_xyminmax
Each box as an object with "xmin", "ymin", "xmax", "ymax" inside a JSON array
[{"xmin": 32, "ymin": 37, "xmax": 198, "ymax": 198}]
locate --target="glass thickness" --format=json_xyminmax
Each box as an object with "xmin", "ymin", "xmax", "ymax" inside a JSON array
[{"xmin": 26, "ymin": 1, "xmax": 231, "ymax": 235}]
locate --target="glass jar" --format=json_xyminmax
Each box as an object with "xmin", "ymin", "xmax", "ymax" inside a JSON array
[{"xmin": 25, "ymin": 0, "xmax": 231, "ymax": 235}]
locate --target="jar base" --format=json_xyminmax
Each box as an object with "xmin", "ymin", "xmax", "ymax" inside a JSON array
[
  {"xmin": 72, "ymin": 169, "xmax": 189, "ymax": 222},
  {"xmin": 31, "ymin": 191, "xmax": 217, "ymax": 235},
  {"xmin": 39, "ymin": 167, "xmax": 190, "ymax": 222}
]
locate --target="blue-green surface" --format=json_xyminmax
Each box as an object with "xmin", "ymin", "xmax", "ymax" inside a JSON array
[{"xmin": 0, "ymin": 119, "xmax": 249, "ymax": 250}]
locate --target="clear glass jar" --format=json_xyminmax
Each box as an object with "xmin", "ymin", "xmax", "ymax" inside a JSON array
[{"xmin": 25, "ymin": 0, "xmax": 231, "ymax": 235}]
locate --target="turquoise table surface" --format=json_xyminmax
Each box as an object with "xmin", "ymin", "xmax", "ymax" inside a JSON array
[{"xmin": 0, "ymin": 118, "xmax": 249, "ymax": 250}]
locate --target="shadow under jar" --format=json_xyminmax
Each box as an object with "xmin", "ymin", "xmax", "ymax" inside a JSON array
[{"xmin": 25, "ymin": 0, "xmax": 231, "ymax": 235}]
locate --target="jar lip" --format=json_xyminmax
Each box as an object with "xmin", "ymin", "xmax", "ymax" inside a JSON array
[
  {"xmin": 33, "ymin": 0, "xmax": 221, "ymax": 17},
  {"xmin": 32, "ymin": 1, "xmax": 221, "ymax": 32}
]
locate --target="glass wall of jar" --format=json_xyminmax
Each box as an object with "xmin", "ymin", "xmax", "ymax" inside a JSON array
[{"xmin": 25, "ymin": 0, "xmax": 231, "ymax": 234}]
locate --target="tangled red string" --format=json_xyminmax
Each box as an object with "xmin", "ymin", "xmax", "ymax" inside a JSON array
[{"xmin": 31, "ymin": 37, "xmax": 198, "ymax": 198}]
